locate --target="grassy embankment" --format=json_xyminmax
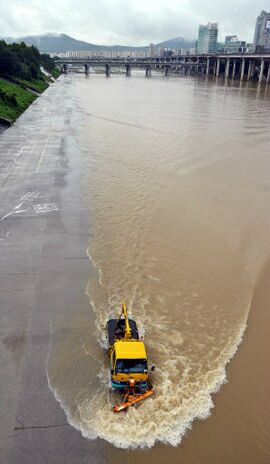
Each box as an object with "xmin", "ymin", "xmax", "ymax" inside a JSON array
[
  {"xmin": 0, "ymin": 40, "xmax": 61, "ymax": 124},
  {"xmin": 0, "ymin": 78, "xmax": 38, "ymax": 122},
  {"xmin": 0, "ymin": 73, "xmax": 61, "ymax": 123},
  {"xmin": 51, "ymin": 68, "xmax": 61, "ymax": 80}
]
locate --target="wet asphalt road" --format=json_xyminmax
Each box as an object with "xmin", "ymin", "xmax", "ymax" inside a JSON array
[{"xmin": 0, "ymin": 76, "xmax": 109, "ymax": 463}]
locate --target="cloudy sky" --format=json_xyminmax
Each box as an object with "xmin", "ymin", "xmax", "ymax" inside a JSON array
[{"xmin": 0, "ymin": 0, "xmax": 269, "ymax": 45}]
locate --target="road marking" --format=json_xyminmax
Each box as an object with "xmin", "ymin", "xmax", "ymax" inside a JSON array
[
  {"xmin": 20, "ymin": 192, "xmax": 32, "ymax": 201},
  {"xmin": 21, "ymin": 192, "xmax": 41, "ymax": 201},
  {"xmin": 15, "ymin": 147, "xmax": 24, "ymax": 159},
  {"xmin": 0, "ymin": 230, "xmax": 10, "ymax": 241},
  {"xmin": 36, "ymin": 135, "xmax": 50, "ymax": 173},
  {"xmin": 1, "ymin": 203, "xmax": 29, "ymax": 221},
  {"xmin": 33, "ymin": 203, "xmax": 59, "ymax": 214}
]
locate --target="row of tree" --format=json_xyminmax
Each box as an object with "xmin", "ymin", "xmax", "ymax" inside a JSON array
[{"xmin": 0, "ymin": 40, "xmax": 57, "ymax": 80}]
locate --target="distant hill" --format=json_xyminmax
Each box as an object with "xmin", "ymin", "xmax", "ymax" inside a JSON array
[
  {"xmin": 2, "ymin": 33, "xmax": 194, "ymax": 53},
  {"xmin": 156, "ymin": 37, "xmax": 195, "ymax": 49},
  {"xmin": 3, "ymin": 33, "xmax": 106, "ymax": 52}
]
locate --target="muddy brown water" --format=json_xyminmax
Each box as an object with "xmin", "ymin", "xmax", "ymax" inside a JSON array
[{"xmin": 47, "ymin": 73, "xmax": 270, "ymax": 460}]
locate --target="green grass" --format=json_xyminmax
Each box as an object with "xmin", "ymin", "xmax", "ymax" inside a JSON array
[
  {"xmin": 14, "ymin": 77, "xmax": 49, "ymax": 93},
  {"xmin": 51, "ymin": 68, "xmax": 61, "ymax": 79},
  {"xmin": 0, "ymin": 78, "xmax": 37, "ymax": 122}
]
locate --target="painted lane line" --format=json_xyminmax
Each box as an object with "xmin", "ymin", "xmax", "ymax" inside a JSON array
[
  {"xmin": 36, "ymin": 135, "xmax": 50, "ymax": 173},
  {"xmin": 1, "ymin": 203, "xmax": 29, "ymax": 221}
]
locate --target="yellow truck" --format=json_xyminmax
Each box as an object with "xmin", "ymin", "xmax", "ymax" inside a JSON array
[{"xmin": 107, "ymin": 302, "xmax": 154, "ymax": 412}]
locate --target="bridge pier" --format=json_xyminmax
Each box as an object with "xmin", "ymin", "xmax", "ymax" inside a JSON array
[
  {"xmin": 240, "ymin": 58, "xmax": 246, "ymax": 81},
  {"xmin": 266, "ymin": 62, "xmax": 270, "ymax": 84},
  {"xmin": 259, "ymin": 58, "xmax": 265, "ymax": 83},
  {"xmin": 198, "ymin": 65, "xmax": 203, "ymax": 75},
  {"xmin": 126, "ymin": 64, "xmax": 131, "ymax": 76},
  {"xmin": 247, "ymin": 60, "xmax": 253, "ymax": 80},
  {"xmin": 63, "ymin": 64, "xmax": 67, "ymax": 74},
  {"xmin": 232, "ymin": 60, "xmax": 236, "ymax": 78},
  {"xmin": 105, "ymin": 63, "xmax": 111, "ymax": 77},
  {"xmin": 145, "ymin": 65, "xmax": 151, "ymax": 77},
  {"xmin": 206, "ymin": 58, "xmax": 210, "ymax": 76},
  {"xmin": 164, "ymin": 65, "xmax": 171, "ymax": 76},
  {"xmin": 216, "ymin": 58, "xmax": 220, "ymax": 77},
  {"xmin": 225, "ymin": 59, "xmax": 230, "ymax": 79},
  {"xmin": 84, "ymin": 64, "xmax": 89, "ymax": 75}
]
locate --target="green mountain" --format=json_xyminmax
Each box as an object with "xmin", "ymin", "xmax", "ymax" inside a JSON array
[
  {"xmin": 156, "ymin": 37, "xmax": 195, "ymax": 49},
  {"xmin": 3, "ymin": 33, "xmax": 104, "ymax": 52},
  {"xmin": 3, "ymin": 33, "xmax": 194, "ymax": 53}
]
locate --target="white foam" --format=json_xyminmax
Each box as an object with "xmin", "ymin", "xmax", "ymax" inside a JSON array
[
  {"xmin": 45, "ymin": 242, "xmax": 253, "ymax": 449},
  {"xmin": 47, "ymin": 295, "xmax": 250, "ymax": 449}
]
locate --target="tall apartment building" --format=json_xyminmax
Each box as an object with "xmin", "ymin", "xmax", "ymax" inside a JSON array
[
  {"xmin": 197, "ymin": 22, "xmax": 218, "ymax": 54},
  {"xmin": 254, "ymin": 10, "xmax": 270, "ymax": 49},
  {"xmin": 149, "ymin": 43, "xmax": 155, "ymax": 58}
]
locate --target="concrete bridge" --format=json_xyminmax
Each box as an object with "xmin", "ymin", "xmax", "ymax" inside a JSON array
[
  {"xmin": 57, "ymin": 53, "xmax": 270, "ymax": 84},
  {"xmin": 58, "ymin": 59, "xmax": 207, "ymax": 77}
]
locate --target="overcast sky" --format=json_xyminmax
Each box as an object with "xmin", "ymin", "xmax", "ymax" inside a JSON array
[{"xmin": 0, "ymin": 0, "xmax": 269, "ymax": 45}]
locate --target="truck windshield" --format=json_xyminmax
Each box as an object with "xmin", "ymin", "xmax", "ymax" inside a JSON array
[{"xmin": 115, "ymin": 359, "xmax": 147, "ymax": 373}]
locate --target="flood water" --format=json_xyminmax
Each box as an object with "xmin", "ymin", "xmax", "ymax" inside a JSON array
[{"xmin": 47, "ymin": 73, "xmax": 270, "ymax": 458}]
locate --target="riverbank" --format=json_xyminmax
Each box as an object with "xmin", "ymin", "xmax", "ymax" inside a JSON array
[
  {"xmin": 0, "ymin": 78, "xmax": 37, "ymax": 123},
  {"xmin": 0, "ymin": 40, "xmax": 61, "ymax": 127},
  {"xmin": 0, "ymin": 75, "xmax": 54, "ymax": 125}
]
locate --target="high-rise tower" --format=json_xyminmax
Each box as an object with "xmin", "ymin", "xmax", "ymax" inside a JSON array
[
  {"xmin": 196, "ymin": 23, "xmax": 218, "ymax": 54},
  {"xmin": 254, "ymin": 10, "xmax": 270, "ymax": 49}
]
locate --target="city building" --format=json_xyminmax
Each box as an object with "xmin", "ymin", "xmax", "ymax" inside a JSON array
[
  {"xmin": 224, "ymin": 35, "xmax": 246, "ymax": 53},
  {"xmin": 149, "ymin": 43, "xmax": 156, "ymax": 58},
  {"xmin": 196, "ymin": 22, "xmax": 218, "ymax": 54},
  {"xmin": 49, "ymin": 49, "xmax": 147, "ymax": 59},
  {"xmin": 178, "ymin": 48, "xmax": 187, "ymax": 55},
  {"xmin": 254, "ymin": 10, "xmax": 270, "ymax": 50},
  {"xmin": 246, "ymin": 43, "xmax": 255, "ymax": 53},
  {"xmin": 157, "ymin": 48, "xmax": 170, "ymax": 58},
  {"xmin": 225, "ymin": 35, "xmax": 237, "ymax": 45},
  {"xmin": 158, "ymin": 47, "xmax": 165, "ymax": 57}
]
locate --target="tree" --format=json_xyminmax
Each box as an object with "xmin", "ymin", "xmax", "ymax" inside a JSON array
[
  {"xmin": 0, "ymin": 46, "xmax": 21, "ymax": 75},
  {"xmin": 0, "ymin": 40, "xmax": 58, "ymax": 80}
]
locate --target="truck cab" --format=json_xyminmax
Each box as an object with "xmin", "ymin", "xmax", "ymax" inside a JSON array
[{"xmin": 107, "ymin": 302, "xmax": 149, "ymax": 390}]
